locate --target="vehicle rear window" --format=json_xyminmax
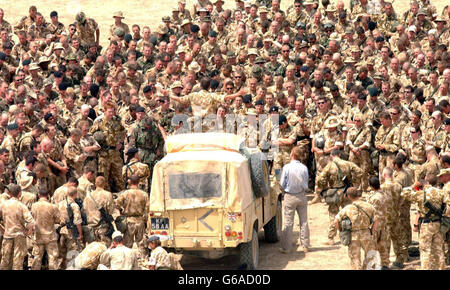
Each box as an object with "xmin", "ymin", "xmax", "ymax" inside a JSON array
[{"xmin": 168, "ymin": 173, "xmax": 222, "ymax": 199}]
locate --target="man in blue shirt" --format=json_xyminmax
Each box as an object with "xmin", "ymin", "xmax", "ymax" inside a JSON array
[{"xmin": 279, "ymin": 146, "xmax": 310, "ymax": 253}]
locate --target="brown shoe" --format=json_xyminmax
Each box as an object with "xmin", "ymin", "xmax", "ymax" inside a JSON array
[
  {"xmin": 299, "ymin": 246, "xmax": 309, "ymax": 253},
  {"xmin": 308, "ymin": 196, "xmax": 321, "ymax": 205},
  {"xmin": 279, "ymin": 247, "xmax": 292, "ymax": 254},
  {"xmin": 325, "ymin": 239, "xmax": 335, "ymax": 246}
]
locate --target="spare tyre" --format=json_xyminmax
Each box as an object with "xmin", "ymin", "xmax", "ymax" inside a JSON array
[{"xmin": 249, "ymin": 151, "xmax": 270, "ymax": 197}]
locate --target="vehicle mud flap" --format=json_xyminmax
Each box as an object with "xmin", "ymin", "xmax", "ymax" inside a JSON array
[
  {"xmin": 264, "ymin": 199, "xmax": 282, "ymax": 243},
  {"xmin": 239, "ymin": 228, "xmax": 259, "ymax": 270},
  {"xmin": 249, "ymin": 151, "xmax": 270, "ymax": 198}
]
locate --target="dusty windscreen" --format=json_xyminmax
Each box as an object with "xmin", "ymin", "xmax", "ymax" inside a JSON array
[{"xmin": 168, "ymin": 173, "xmax": 222, "ymax": 199}]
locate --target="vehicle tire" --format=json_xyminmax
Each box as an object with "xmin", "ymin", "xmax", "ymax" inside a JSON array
[
  {"xmin": 264, "ymin": 199, "xmax": 282, "ymax": 243},
  {"xmin": 249, "ymin": 151, "xmax": 270, "ymax": 198},
  {"xmin": 239, "ymin": 228, "xmax": 259, "ymax": 270}
]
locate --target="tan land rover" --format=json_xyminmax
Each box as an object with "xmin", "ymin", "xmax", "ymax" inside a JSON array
[{"xmin": 148, "ymin": 133, "xmax": 282, "ymax": 269}]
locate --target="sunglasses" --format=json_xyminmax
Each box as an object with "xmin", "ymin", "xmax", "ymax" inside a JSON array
[
  {"xmin": 318, "ymin": 102, "xmax": 325, "ymax": 105},
  {"xmin": 410, "ymin": 131, "xmax": 418, "ymax": 134}
]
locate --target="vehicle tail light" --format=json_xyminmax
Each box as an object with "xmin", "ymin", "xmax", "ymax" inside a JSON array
[
  {"xmin": 232, "ymin": 231, "xmax": 237, "ymax": 237},
  {"xmin": 225, "ymin": 231, "xmax": 231, "ymax": 237},
  {"xmin": 155, "ymin": 231, "xmax": 161, "ymax": 235},
  {"xmin": 150, "ymin": 212, "xmax": 154, "ymax": 217},
  {"xmin": 162, "ymin": 231, "xmax": 167, "ymax": 235},
  {"xmin": 150, "ymin": 231, "xmax": 154, "ymax": 235}
]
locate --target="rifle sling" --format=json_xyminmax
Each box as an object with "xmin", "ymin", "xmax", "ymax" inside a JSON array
[{"xmin": 353, "ymin": 203, "xmax": 374, "ymax": 225}]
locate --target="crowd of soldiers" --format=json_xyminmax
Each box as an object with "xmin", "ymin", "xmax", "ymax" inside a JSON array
[{"xmin": 0, "ymin": 0, "xmax": 448, "ymax": 270}]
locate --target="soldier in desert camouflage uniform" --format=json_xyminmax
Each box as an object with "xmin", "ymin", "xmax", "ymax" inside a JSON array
[
  {"xmin": 367, "ymin": 176, "xmax": 392, "ymax": 269},
  {"xmin": 335, "ymin": 187, "xmax": 377, "ymax": 270},
  {"xmin": 89, "ymin": 102, "xmax": 125, "ymax": 192},
  {"xmin": 30, "ymin": 188, "xmax": 60, "ymax": 270},
  {"xmin": 115, "ymin": 175, "xmax": 149, "ymax": 259},
  {"xmin": 122, "ymin": 148, "xmax": 150, "ymax": 192},
  {"xmin": 401, "ymin": 175, "xmax": 447, "ymax": 270},
  {"xmin": 315, "ymin": 150, "xmax": 363, "ymax": 245},
  {"xmin": 0, "ymin": 184, "xmax": 35, "ymax": 270}
]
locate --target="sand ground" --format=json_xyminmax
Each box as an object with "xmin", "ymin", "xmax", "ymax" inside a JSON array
[{"xmin": 3, "ymin": 0, "xmax": 449, "ymax": 270}]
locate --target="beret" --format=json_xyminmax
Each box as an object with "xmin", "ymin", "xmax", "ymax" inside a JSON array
[
  {"xmin": 368, "ymin": 86, "xmax": 379, "ymax": 97},
  {"xmin": 148, "ymin": 235, "xmax": 160, "ymax": 242},
  {"xmin": 22, "ymin": 59, "xmax": 32, "ymax": 66},
  {"xmin": 44, "ymin": 113, "xmax": 53, "ymax": 121},
  {"xmin": 50, "ymin": 11, "xmax": 58, "ymax": 18},
  {"xmin": 278, "ymin": 114, "xmax": 287, "ymax": 125},
  {"xmin": 124, "ymin": 34, "xmax": 132, "ymax": 43},
  {"xmin": 58, "ymin": 82, "xmax": 68, "ymax": 91},
  {"xmin": 269, "ymin": 106, "xmax": 279, "ymax": 113},
  {"xmin": 242, "ymin": 94, "xmax": 252, "ymax": 104},
  {"xmin": 208, "ymin": 30, "xmax": 217, "ymax": 37},
  {"xmin": 126, "ymin": 147, "xmax": 139, "ymax": 155},
  {"xmin": 190, "ymin": 24, "xmax": 200, "ymax": 33},
  {"xmin": 136, "ymin": 106, "xmax": 145, "ymax": 113},
  {"xmin": 7, "ymin": 123, "xmax": 18, "ymax": 130},
  {"xmin": 0, "ymin": 52, "xmax": 6, "ymax": 61},
  {"xmin": 255, "ymin": 100, "xmax": 264, "ymax": 106},
  {"xmin": 143, "ymin": 85, "xmax": 153, "ymax": 93},
  {"xmin": 54, "ymin": 71, "xmax": 63, "ymax": 78}
]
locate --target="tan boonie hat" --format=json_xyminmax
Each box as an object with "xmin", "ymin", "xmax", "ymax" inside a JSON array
[
  {"xmin": 156, "ymin": 23, "xmax": 169, "ymax": 34},
  {"xmin": 248, "ymin": 48, "xmax": 258, "ymax": 56},
  {"xmin": 259, "ymin": 6, "xmax": 269, "ymax": 13},
  {"xmin": 437, "ymin": 168, "xmax": 450, "ymax": 177},
  {"xmin": 344, "ymin": 57, "xmax": 357, "ymax": 63},
  {"xmin": 324, "ymin": 117, "xmax": 340, "ymax": 128},
  {"xmin": 171, "ymin": 81, "xmax": 183, "ymax": 89},
  {"xmin": 172, "ymin": 6, "xmax": 179, "ymax": 12},
  {"xmin": 29, "ymin": 63, "xmax": 40, "ymax": 71},
  {"xmin": 325, "ymin": 5, "xmax": 336, "ymax": 12},
  {"xmin": 181, "ymin": 19, "xmax": 191, "ymax": 26},
  {"xmin": 113, "ymin": 11, "xmax": 124, "ymax": 18},
  {"xmin": 19, "ymin": 175, "xmax": 33, "ymax": 190},
  {"xmin": 54, "ymin": 43, "xmax": 64, "ymax": 50},
  {"xmin": 188, "ymin": 61, "xmax": 201, "ymax": 73}
]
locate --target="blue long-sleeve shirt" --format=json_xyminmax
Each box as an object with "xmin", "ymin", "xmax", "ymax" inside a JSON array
[{"xmin": 280, "ymin": 160, "xmax": 309, "ymax": 194}]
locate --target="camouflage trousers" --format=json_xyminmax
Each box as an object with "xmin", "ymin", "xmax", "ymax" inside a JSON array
[
  {"xmin": 0, "ymin": 236, "xmax": 27, "ymax": 270},
  {"xmin": 31, "ymin": 241, "xmax": 59, "ymax": 270},
  {"xmin": 419, "ymin": 222, "xmax": 446, "ymax": 270},
  {"xmin": 272, "ymin": 148, "xmax": 292, "ymax": 176},
  {"xmin": 349, "ymin": 150, "xmax": 372, "ymax": 192},
  {"xmin": 378, "ymin": 152, "xmax": 395, "ymax": 183},
  {"xmin": 347, "ymin": 229, "xmax": 376, "ymax": 270},
  {"xmin": 328, "ymin": 198, "xmax": 351, "ymax": 240},
  {"xmin": 98, "ymin": 150, "xmax": 124, "ymax": 192},
  {"xmin": 387, "ymin": 217, "xmax": 408, "ymax": 264},
  {"xmin": 124, "ymin": 218, "xmax": 146, "ymax": 259},
  {"xmin": 58, "ymin": 233, "xmax": 81, "ymax": 270},
  {"xmin": 314, "ymin": 153, "xmax": 331, "ymax": 198},
  {"xmin": 387, "ymin": 208, "xmax": 410, "ymax": 264},
  {"xmin": 373, "ymin": 221, "xmax": 390, "ymax": 267}
]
